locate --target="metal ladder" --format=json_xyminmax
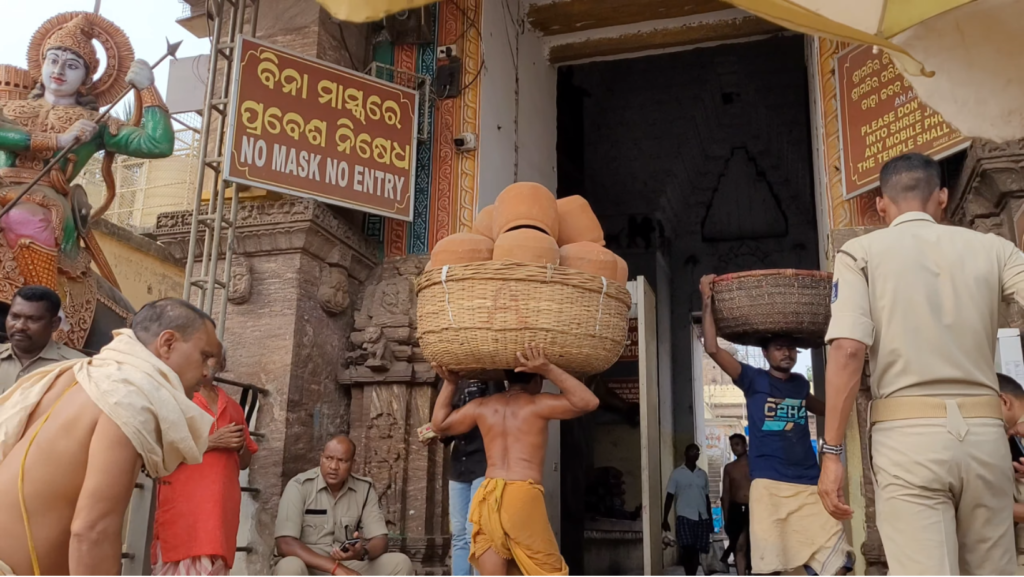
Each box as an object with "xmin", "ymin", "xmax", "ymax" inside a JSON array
[
  {"xmin": 182, "ymin": 0, "xmax": 259, "ymax": 328},
  {"xmin": 122, "ymin": 1, "xmax": 264, "ymax": 572}
]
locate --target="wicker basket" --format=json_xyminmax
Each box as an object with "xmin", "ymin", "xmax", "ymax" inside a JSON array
[
  {"xmin": 416, "ymin": 260, "xmax": 631, "ymax": 375},
  {"xmin": 712, "ymin": 269, "xmax": 833, "ymax": 348}
]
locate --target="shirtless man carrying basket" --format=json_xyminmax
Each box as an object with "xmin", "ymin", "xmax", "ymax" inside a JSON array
[{"xmin": 431, "ymin": 344, "xmax": 599, "ymax": 576}]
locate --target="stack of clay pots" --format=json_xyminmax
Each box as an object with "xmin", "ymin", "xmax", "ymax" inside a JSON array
[{"xmin": 427, "ymin": 182, "xmax": 628, "ymax": 286}]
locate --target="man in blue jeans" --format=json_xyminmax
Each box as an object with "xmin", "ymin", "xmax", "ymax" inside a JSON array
[{"xmin": 440, "ymin": 380, "xmax": 501, "ymax": 575}]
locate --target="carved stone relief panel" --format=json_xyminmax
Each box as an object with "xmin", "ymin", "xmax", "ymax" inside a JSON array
[
  {"xmin": 228, "ymin": 255, "xmax": 252, "ymax": 304},
  {"xmin": 343, "ymin": 255, "xmax": 431, "ymax": 384},
  {"xmin": 317, "ymin": 265, "xmax": 351, "ymax": 315}
]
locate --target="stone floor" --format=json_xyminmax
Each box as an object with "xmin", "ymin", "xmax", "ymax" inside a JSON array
[{"xmin": 663, "ymin": 564, "xmax": 738, "ymax": 575}]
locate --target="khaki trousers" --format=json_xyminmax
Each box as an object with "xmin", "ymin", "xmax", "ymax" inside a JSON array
[
  {"xmin": 274, "ymin": 553, "xmax": 414, "ymax": 576},
  {"xmin": 871, "ymin": 414, "xmax": 1015, "ymax": 575}
]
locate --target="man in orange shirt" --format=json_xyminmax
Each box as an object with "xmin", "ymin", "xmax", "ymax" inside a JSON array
[{"xmin": 151, "ymin": 352, "xmax": 259, "ymax": 575}]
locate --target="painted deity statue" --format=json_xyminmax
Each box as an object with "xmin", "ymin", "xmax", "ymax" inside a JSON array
[{"xmin": 0, "ymin": 12, "xmax": 174, "ymax": 349}]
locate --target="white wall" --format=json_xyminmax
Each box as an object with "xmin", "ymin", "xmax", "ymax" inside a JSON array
[
  {"xmin": 516, "ymin": 27, "xmax": 558, "ymax": 189},
  {"xmin": 476, "ymin": 0, "xmax": 558, "ymax": 211},
  {"xmin": 478, "ymin": 0, "xmax": 519, "ymax": 209}
]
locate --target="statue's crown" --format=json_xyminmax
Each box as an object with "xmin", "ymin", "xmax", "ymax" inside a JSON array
[{"xmin": 43, "ymin": 15, "xmax": 99, "ymax": 75}]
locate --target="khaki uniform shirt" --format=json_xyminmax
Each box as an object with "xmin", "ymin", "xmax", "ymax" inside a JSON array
[
  {"xmin": 826, "ymin": 212, "xmax": 1024, "ymax": 399},
  {"xmin": 0, "ymin": 339, "xmax": 85, "ymax": 395},
  {"xmin": 274, "ymin": 468, "xmax": 389, "ymax": 556}
]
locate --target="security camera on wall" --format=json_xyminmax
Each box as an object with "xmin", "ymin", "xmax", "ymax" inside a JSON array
[{"xmin": 454, "ymin": 133, "xmax": 477, "ymax": 153}]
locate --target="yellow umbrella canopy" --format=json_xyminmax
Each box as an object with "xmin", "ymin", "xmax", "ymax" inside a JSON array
[
  {"xmin": 724, "ymin": 0, "xmax": 1024, "ymax": 142},
  {"xmin": 317, "ymin": 0, "xmax": 439, "ymax": 23}
]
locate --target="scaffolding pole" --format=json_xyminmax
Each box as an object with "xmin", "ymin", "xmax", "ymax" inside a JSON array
[{"xmin": 181, "ymin": 0, "xmax": 259, "ymax": 340}]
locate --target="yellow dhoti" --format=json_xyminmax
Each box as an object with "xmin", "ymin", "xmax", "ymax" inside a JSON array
[
  {"xmin": 469, "ymin": 479, "xmax": 568, "ymax": 576},
  {"xmin": 750, "ymin": 479, "xmax": 853, "ymax": 576}
]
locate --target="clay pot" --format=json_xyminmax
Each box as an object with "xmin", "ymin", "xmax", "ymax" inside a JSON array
[
  {"xmin": 556, "ymin": 195, "xmax": 604, "ymax": 246},
  {"xmin": 492, "ymin": 228, "xmax": 560, "ymax": 265},
  {"xmin": 613, "ymin": 253, "xmax": 628, "ymax": 285},
  {"xmin": 493, "ymin": 182, "xmax": 559, "ymax": 238},
  {"xmin": 559, "ymin": 242, "xmax": 619, "ymax": 280},
  {"xmin": 429, "ymin": 232, "xmax": 494, "ymax": 268},
  {"xmin": 473, "ymin": 205, "xmax": 496, "ymax": 240}
]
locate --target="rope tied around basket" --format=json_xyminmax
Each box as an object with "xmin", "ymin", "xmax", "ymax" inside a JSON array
[
  {"xmin": 595, "ymin": 276, "xmax": 607, "ymax": 334},
  {"xmin": 441, "ymin": 265, "xmax": 457, "ymax": 326}
]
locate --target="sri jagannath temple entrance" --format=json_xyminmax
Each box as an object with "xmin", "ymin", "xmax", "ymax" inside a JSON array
[{"xmin": 555, "ymin": 33, "xmax": 822, "ymax": 574}]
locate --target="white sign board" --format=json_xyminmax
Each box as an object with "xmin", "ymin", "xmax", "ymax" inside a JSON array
[
  {"xmin": 166, "ymin": 54, "xmax": 210, "ymax": 115},
  {"xmin": 996, "ymin": 328, "xmax": 1024, "ymax": 386}
]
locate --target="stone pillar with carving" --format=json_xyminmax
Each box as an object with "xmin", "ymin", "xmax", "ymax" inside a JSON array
[
  {"xmin": 951, "ymin": 139, "xmax": 1024, "ymax": 328},
  {"xmin": 340, "ymin": 255, "xmax": 450, "ymax": 574},
  {"xmin": 154, "ymin": 198, "xmax": 378, "ymax": 574}
]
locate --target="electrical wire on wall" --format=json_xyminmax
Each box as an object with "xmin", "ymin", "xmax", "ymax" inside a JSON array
[
  {"xmin": 501, "ymin": 0, "xmax": 523, "ymax": 179},
  {"xmin": 450, "ymin": 0, "xmax": 484, "ymax": 93},
  {"xmin": 336, "ymin": 22, "xmax": 366, "ymax": 72}
]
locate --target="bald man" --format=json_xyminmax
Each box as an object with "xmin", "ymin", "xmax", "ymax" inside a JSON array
[
  {"xmin": 0, "ymin": 298, "xmax": 222, "ymax": 575},
  {"xmin": 273, "ymin": 436, "xmax": 413, "ymax": 576}
]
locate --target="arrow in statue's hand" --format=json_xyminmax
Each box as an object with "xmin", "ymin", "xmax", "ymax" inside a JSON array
[{"xmin": 0, "ymin": 38, "xmax": 183, "ymax": 221}]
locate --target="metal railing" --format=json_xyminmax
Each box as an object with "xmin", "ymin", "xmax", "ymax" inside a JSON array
[
  {"xmin": 76, "ymin": 126, "xmax": 200, "ymax": 234},
  {"xmin": 177, "ymin": 0, "xmax": 207, "ymax": 19}
]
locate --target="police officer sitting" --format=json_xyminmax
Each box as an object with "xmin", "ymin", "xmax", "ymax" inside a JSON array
[{"xmin": 274, "ymin": 435, "xmax": 413, "ymax": 576}]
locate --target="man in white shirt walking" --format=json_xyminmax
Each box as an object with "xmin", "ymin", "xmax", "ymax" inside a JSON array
[{"xmin": 662, "ymin": 443, "xmax": 713, "ymax": 575}]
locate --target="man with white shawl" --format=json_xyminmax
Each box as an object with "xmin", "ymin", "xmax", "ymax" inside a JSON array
[{"xmin": 0, "ymin": 298, "xmax": 222, "ymax": 575}]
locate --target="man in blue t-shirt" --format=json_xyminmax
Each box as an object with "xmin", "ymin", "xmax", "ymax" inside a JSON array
[{"xmin": 700, "ymin": 275, "xmax": 853, "ymax": 576}]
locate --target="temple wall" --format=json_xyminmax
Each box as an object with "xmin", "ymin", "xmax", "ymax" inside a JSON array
[{"xmin": 90, "ymin": 219, "xmax": 184, "ymax": 310}]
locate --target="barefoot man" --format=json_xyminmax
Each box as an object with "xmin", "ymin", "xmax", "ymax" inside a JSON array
[
  {"xmin": 0, "ymin": 298, "xmax": 222, "ymax": 575},
  {"xmin": 700, "ymin": 276, "xmax": 852, "ymax": 575},
  {"xmin": 721, "ymin": 434, "xmax": 751, "ymax": 576},
  {"xmin": 430, "ymin": 345, "xmax": 600, "ymax": 576}
]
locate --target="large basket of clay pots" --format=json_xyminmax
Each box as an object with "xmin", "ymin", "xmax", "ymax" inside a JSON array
[
  {"xmin": 712, "ymin": 269, "xmax": 833, "ymax": 349},
  {"xmin": 416, "ymin": 260, "xmax": 631, "ymax": 375}
]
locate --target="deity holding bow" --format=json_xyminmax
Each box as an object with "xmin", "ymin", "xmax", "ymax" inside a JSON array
[{"xmin": 0, "ymin": 12, "xmax": 174, "ymax": 349}]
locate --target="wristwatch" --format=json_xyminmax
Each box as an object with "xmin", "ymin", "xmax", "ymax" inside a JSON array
[{"xmin": 821, "ymin": 442, "xmax": 844, "ymax": 456}]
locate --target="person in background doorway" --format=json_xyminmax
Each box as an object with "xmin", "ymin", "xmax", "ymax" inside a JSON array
[
  {"xmin": 700, "ymin": 275, "xmax": 853, "ymax": 576},
  {"xmin": 431, "ymin": 344, "xmax": 599, "ymax": 576},
  {"xmin": 821, "ymin": 153, "xmax": 1024, "ymax": 575},
  {"xmin": 721, "ymin": 434, "xmax": 751, "ymax": 576},
  {"xmin": 419, "ymin": 379, "xmax": 503, "ymax": 576},
  {"xmin": 997, "ymin": 373, "xmax": 1024, "ymax": 574},
  {"xmin": 151, "ymin": 350, "xmax": 259, "ymax": 575},
  {"xmin": 0, "ymin": 285, "xmax": 83, "ymax": 395},
  {"xmin": 661, "ymin": 443, "xmax": 712, "ymax": 576},
  {"xmin": 274, "ymin": 436, "xmax": 413, "ymax": 576}
]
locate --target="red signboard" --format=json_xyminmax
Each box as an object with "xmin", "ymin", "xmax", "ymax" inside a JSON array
[
  {"xmin": 619, "ymin": 318, "xmax": 639, "ymax": 361},
  {"xmin": 836, "ymin": 44, "xmax": 969, "ymax": 199},
  {"xmin": 225, "ymin": 36, "xmax": 418, "ymax": 220}
]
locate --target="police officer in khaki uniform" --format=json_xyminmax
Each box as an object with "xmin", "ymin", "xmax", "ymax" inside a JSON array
[
  {"xmin": 274, "ymin": 435, "xmax": 413, "ymax": 576},
  {"xmin": 993, "ymin": 373, "xmax": 1024, "ymax": 574},
  {"xmin": 0, "ymin": 285, "xmax": 83, "ymax": 394},
  {"xmin": 818, "ymin": 153, "xmax": 1024, "ymax": 575}
]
